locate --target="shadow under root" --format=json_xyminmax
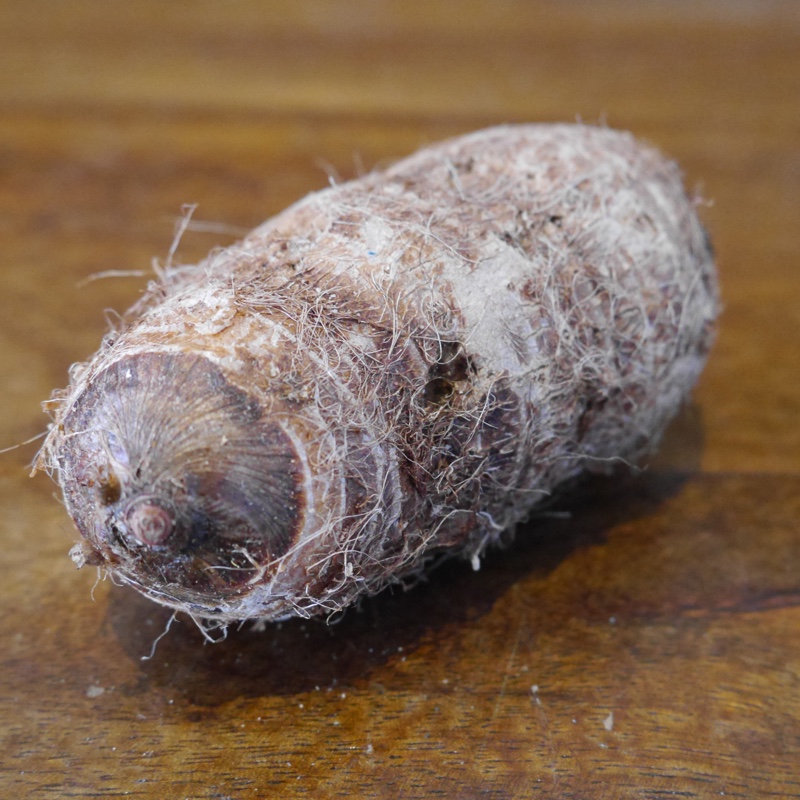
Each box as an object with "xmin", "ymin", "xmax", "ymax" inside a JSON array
[{"xmin": 108, "ymin": 466, "xmax": 691, "ymax": 704}]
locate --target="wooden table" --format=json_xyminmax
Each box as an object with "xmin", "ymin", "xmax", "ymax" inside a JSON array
[{"xmin": 2, "ymin": 2, "xmax": 798, "ymax": 797}]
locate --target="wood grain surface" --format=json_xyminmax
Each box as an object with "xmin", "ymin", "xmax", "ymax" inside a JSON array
[{"xmin": 1, "ymin": 1, "xmax": 799, "ymax": 798}]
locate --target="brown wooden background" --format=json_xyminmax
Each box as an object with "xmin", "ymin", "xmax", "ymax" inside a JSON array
[{"xmin": 1, "ymin": 1, "xmax": 799, "ymax": 797}]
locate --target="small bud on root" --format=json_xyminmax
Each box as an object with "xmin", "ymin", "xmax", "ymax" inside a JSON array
[{"xmin": 39, "ymin": 124, "xmax": 718, "ymax": 626}]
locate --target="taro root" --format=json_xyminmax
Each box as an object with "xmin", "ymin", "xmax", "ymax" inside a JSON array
[{"xmin": 38, "ymin": 125, "xmax": 718, "ymax": 627}]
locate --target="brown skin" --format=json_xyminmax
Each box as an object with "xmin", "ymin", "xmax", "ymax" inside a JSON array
[{"xmin": 41, "ymin": 125, "xmax": 717, "ymax": 626}]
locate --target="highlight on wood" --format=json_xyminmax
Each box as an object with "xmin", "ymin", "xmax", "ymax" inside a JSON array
[{"xmin": 37, "ymin": 124, "xmax": 718, "ymax": 629}]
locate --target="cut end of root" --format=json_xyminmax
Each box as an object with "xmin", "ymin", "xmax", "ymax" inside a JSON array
[{"xmin": 51, "ymin": 350, "xmax": 306, "ymax": 611}]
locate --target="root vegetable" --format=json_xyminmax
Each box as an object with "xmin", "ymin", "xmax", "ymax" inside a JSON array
[{"xmin": 38, "ymin": 124, "xmax": 718, "ymax": 627}]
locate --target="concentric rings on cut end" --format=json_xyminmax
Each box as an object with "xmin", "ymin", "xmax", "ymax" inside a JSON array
[
  {"xmin": 124, "ymin": 497, "xmax": 175, "ymax": 547},
  {"xmin": 54, "ymin": 351, "xmax": 306, "ymax": 609}
]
